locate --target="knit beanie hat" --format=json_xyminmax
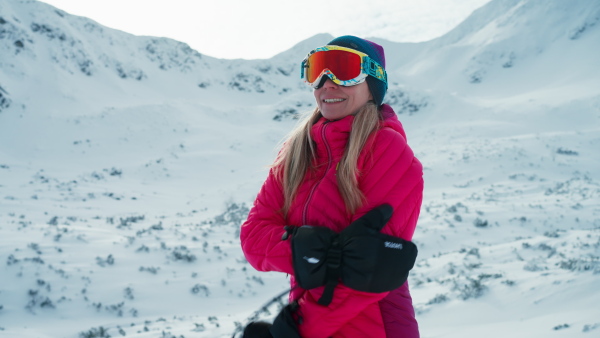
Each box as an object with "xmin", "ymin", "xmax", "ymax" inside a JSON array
[{"xmin": 327, "ymin": 35, "xmax": 388, "ymax": 106}]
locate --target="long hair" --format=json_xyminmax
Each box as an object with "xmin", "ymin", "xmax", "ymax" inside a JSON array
[{"xmin": 273, "ymin": 102, "xmax": 382, "ymax": 216}]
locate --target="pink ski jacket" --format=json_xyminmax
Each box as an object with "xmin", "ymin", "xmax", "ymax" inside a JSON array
[{"xmin": 241, "ymin": 104, "xmax": 423, "ymax": 338}]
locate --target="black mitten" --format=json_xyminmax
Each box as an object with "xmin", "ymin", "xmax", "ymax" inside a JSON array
[
  {"xmin": 242, "ymin": 321, "xmax": 273, "ymax": 338},
  {"xmin": 287, "ymin": 225, "xmax": 338, "ymax": 290},
  {"xmin": 340, "ymin": 204, "xmax": 418, "ymax": 293},
  {"xmin": 342, "ymin": 204, "xmax": 394, "ymax": 237},
  {"xmin": 269, "ymin": 302, "xmax": 301, "ymax": 338}
]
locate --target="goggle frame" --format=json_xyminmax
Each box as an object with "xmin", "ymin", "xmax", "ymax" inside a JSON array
[{"xmin": 301, "ymin": 45, "xmax": 387, "ymax": 89}]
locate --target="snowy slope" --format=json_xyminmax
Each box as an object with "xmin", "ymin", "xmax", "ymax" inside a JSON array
[{"xmin": 1, "ymin": 0, "xmax": 599, "ymax": 337}]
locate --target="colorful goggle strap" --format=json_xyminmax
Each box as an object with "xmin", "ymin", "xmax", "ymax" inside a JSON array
[{"xmin": 300, "ymin": 45, "xmax": 387, "ymax": 88}]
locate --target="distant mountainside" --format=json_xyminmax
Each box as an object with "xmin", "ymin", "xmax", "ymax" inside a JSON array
[
  {"xmin": 0, "ymin": 0, "xmax": 314, "ymax": 114},
  {"xmin": 379, "ymin": 0, "xmax": 600, "ymax": 90},
  {"xmin": 0, "ymin": 0, "xmax": 599, "ymax": 337}
]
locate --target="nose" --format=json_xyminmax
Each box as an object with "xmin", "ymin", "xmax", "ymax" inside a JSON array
[{"xmin": 321, "ymin": 78, "xmax": 338, "ymax": 89}]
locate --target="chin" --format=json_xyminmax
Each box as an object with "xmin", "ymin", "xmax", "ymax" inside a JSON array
[{"xmin": 321, "ymin": 110, "xmax": 345, "ymax": 120}]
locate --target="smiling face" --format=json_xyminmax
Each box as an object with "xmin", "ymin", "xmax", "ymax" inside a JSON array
[{"xmin": 314, "ymin": 79, "xmax": 373, "ymax": 120}]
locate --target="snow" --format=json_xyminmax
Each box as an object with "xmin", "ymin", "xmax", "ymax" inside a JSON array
[{"xmin": 1, "ymin": 0, "xmax": 599, "ymax": 337}]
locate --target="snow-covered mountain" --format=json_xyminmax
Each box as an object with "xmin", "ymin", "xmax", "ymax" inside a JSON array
[{"xmin": 0, "ymin": 0, "xmax": 599, "ymax": 337}]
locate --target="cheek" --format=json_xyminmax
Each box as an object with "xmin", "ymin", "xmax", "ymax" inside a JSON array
[
  {"xmin": 313, "ymin": 90, "xmax": 321, "ymax": 107},
  {"xmin": 349, "ymin": 83, "xmax": 371, "ymax": 104},
  {"xmin": 352, "ymin": 90, "xmax": 370, "ymax": 106},
  {"xmin": 360, "ymin": 85, "xmax": 372, "ymax": 102}
]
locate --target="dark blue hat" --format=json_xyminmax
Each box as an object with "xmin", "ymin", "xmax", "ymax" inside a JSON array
[{"xmin": 327, "ymin": 35, "xmax": 388, "ymax": 106}]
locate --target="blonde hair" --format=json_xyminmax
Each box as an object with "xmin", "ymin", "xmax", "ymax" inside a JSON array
[{"xmin": 273, "ymin": 102, "xmax": 382, "ymax": 216}]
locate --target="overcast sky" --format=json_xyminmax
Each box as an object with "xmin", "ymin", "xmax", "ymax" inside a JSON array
[{"xmin": 39, "ymin": 0, "xmax": 491, "ymax": 60}]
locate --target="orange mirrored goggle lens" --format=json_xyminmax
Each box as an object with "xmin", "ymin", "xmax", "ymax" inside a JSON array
[{"xmin": 305, "ymin": 50, "xmax": 362, "ymax": 83}]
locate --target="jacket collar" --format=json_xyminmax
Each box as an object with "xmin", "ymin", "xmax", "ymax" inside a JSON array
[
  {"xmin": 311, "ymin": 114, "xmax": 354, "ymax": 159},
  {"xmin": 310, "ymin": 104, "xmax": 405, "ymax": 158}
]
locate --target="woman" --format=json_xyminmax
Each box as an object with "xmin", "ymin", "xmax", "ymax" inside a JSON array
[{"xmin": 240, "ymin": 35, "xmax": 423, "ymax": 338}]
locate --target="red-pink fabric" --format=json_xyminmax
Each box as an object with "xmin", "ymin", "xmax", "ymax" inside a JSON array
[{"xmin": 240, "ymin": 104, "xmax": 423, "ymax": 338}]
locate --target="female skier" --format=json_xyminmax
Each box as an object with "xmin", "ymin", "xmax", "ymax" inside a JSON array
[{"xmin": 240, "ymin": 35, "xmax": 423, "ymax": 338}]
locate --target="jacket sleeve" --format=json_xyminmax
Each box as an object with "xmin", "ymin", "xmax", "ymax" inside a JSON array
[
  {"xmin": 356, "ymin": 127, "xmax": 424, "ymax": 241},
  {"xmin": 298, "ymin": 127, "xmax": 424, "ymax": 338},
  {"xmin": 240, "ymin": 168, "xmax": 295, "ymax": 275}
]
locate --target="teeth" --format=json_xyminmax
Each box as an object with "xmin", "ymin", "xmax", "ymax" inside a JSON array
[{"xmin": 324, "ymin": 98, "xmax": 345, "ymax": 103}]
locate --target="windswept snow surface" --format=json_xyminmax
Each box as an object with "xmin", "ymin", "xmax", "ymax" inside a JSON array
[{"xmin": 1, "ymin": 0, "xmax": 599, "ymax": 337}]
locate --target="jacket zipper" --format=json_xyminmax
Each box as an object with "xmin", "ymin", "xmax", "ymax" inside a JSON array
[{"xmin": 302, "ymin": 121, "xmax": 333, "ymax": 225}]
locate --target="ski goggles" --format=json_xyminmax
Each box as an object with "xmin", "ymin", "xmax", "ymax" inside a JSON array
[{"xmin": 301, "ymin": 45, "xmax": 387, "ymax": 88}]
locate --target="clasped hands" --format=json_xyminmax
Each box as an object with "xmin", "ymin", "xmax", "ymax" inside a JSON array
[{"xmin": 282, "ymin": 204, "xmax": 418, "ymax": 306}]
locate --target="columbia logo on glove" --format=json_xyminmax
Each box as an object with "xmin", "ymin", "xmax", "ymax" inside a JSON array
[{"xmin": 384, "ymin": 241, "xmax": 403, "ymax": 249}]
